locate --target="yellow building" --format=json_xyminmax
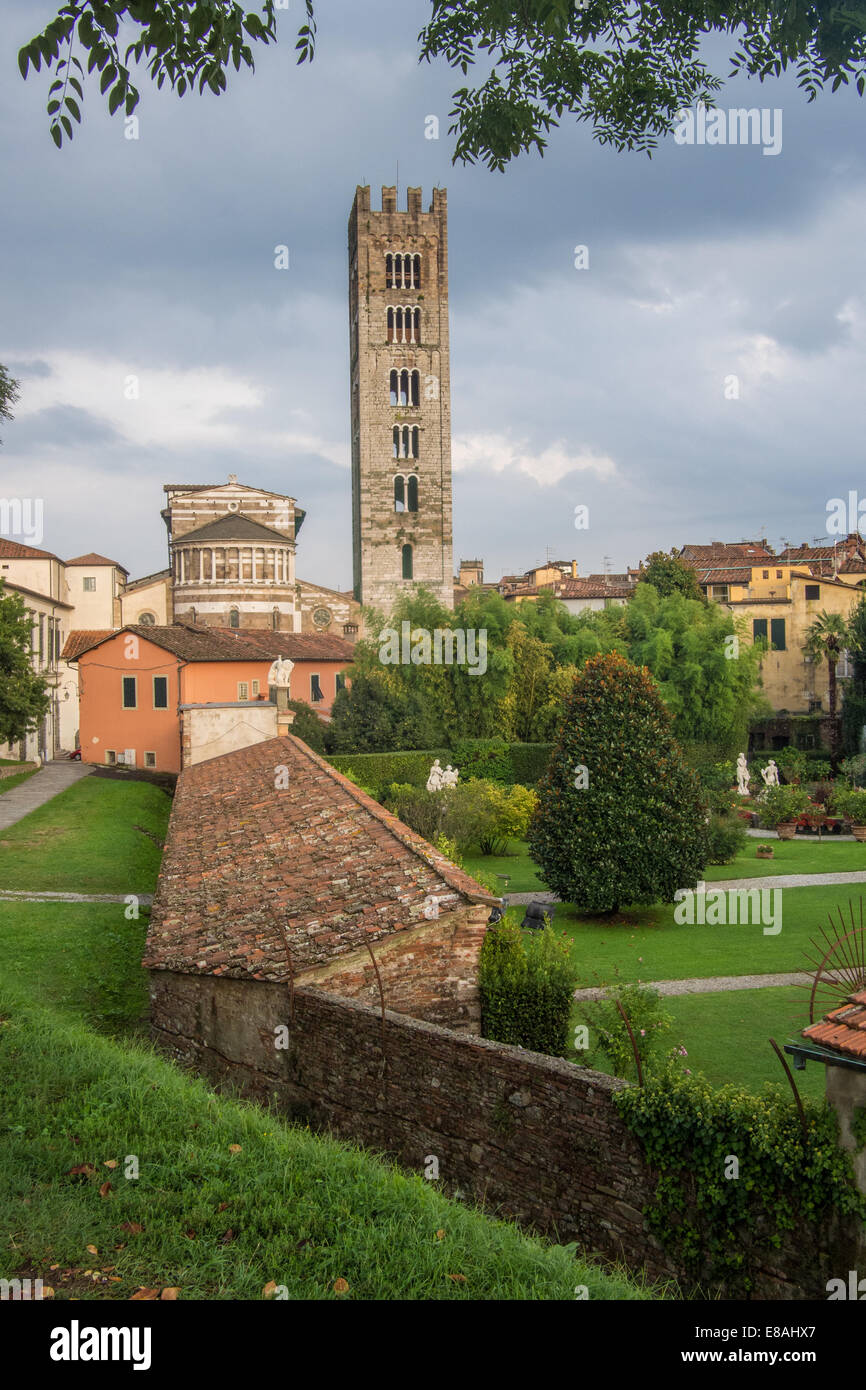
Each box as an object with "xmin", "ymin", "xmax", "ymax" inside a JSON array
[{"xmin": 695, "ymin": 560, "xmax": 865, "ymax": 714}]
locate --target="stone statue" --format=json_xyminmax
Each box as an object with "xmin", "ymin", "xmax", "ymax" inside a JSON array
[
  {"xmin": 736, "ymin": 753, "xmax": 750, "ymax": 797},
  {"xmin": 441, "ymin": 764, "xmax": 459, "ymax": 788},
  {"xmin": 267, "ymin": 656, "xmax": 294, "ymax": 689},
  {"xmin": 761, "ymin": 759, "xmax": 779, "ymax": 788},
  {"xmin": 426, "ymin": 759, "xmax": 444, "ymax": 792}
]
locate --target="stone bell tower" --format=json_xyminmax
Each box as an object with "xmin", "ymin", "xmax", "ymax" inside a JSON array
[{"xmin": 348, "ymin": 184, "xmax": 454, "ymax": 613}]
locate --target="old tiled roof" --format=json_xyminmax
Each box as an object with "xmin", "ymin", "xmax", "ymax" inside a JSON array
[
  {"xmin": 681, "ymin": 541, "xmax": 775, "ymax": 564},
  {"xmin": 211, "ymin": 629, "xmax": 355, "ymax": 661},
  {"xmin": 66, "ymin": 552, "xmax": 128, "ymax": 572},
  {"xmin": 548, "ymin": 578, "xmax": 633, "ymax": 599},
  {"xmin": 143, "ymin": 735, "xmax": 497, "ymax": 981},
  {"xmin": 802, "ymin": 988, "xmax": 866, "ymax": 1061},
  {"xmin": 696, "ymin": 566, "xmax": 753, "ymax": 584},
  {"xmin": 61, "ymin": 629, "xmax": 114, "ymax": 660},
  {"xmin": 0, "ymin": 538, "xmax": 60, "ymax": 561},
  {"xmin": 65, "ymin": 624, "xmax": 275, "ymax": 663}
]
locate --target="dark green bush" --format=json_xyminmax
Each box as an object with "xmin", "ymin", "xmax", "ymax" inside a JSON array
[
  {"xmin": 286, "ymin": 700, "xmax": 327, "ymax": 753},
  {"xmin": 450, "ymin": 738, "xmax": 512, "ymax": 784},
  {"xmin": 529, "ymin": 652, "xmax": 708, "ymax": 911},
  {"xmin": 705, "ymin": 812, "xmax": 747, "ymax": 865},
  {"xmin": 479, "ymin": 921, "xmax": 578, "ymax": 1057},
  {"xmin": 506, "ymin": 742, "xmax": 554, "ymax": 787}
]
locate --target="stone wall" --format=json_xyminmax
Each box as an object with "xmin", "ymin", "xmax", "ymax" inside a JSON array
[{"xmin": 149, "ymin": 971, "xmax": 865, "ymax": 1299}]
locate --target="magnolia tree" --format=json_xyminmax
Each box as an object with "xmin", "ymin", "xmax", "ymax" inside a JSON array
[{"xmin": 529, "ymin": 651, "xmax": 708, "ymax": 912}]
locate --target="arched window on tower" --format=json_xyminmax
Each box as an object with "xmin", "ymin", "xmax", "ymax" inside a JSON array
[
  {"xmin": 394, "ymin": 476, "xmax": 405, "ymax": 512},
  {"xmin": 407, "ymin": 475, "xmax": 418, "ymax": 513},
  {"xmin": 401, "ymin": 544, "xmax": 413, "ymax": 580},
  {"xmin": 229, "ymin": 608, "xmax": 240, "ymax": 629}
]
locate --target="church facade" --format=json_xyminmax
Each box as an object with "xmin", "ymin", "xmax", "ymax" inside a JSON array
[
  {"xmin": 116, "ymin": 477, "xmax": 361, "ymax": 640},
  {"xmin": 349, "ymin": 185, "xmax": 454, "ymax": 612}
]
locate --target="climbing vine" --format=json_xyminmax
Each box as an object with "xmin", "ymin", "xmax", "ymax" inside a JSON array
[{"xmin": 615, "ymin": 1066, "xmax": 866, "ymax": 1293}]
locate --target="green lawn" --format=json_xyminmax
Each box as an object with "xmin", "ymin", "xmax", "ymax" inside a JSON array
[
  {"xmin": 0, "ymin": 776, "xmax": 171, "ymax": 893},
  {"xmin": 571, "ymin": 986, "xmax": 826, "ymax": 1101},
  {"xmin": 517, "ymin": 882, "xmax": 860, "ymax": 989},
  {"xmin": 0, "ymin": 779, "xmax": 653, "ymax": 1301},
  {"xmin": 465, "ymin": 836, "xmax": 866, "ymax": 896}
]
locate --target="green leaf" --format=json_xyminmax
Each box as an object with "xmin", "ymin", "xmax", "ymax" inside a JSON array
[
  {"xmin": 108, "ymin": 81, "xmax": 126, "ymax": 116},
  {"xmin": 50, "ymin": 122, "xmax": 63, "ymax": 148},
  {"xmin": 17, "ymin": 48, "xmax": 30, "ymax": 79}
]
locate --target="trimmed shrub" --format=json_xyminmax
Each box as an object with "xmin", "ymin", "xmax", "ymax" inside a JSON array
[
  {"xmin": 450, "ymin": 738, "xmax": 512, "ymax": 784},
  {"xmin": 479, "ymin": 921, "xmax": 578, "ymax": 1056},
  {"xmin": 327, "ymin": 749, "xmax": 451, "ymax": 794},
  {"xmin": 758, "ymin": 783, "xmax": 811, "ymax": 828},
  {"xmin": 705, "ymin": 812, "xmax": 747, "ymax": 865},
  {"xmin": 529, "ymin": 652, "xmax": 709, "ymax": 911}
]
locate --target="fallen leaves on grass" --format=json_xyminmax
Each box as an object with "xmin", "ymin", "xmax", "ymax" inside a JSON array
[
  {"xmin": 228, "ymin": 1144, "xmax": 242, "ymax": 1154},
  {"xmin": 67, "ymin": 1163, "xmax": 96, "ymax": 1178},
  {"xmin": 99, "ymin": 1182, "xmax": 112, "ymax": 1198},
  {"xmin": 333, "ymin": 1278, "xmax": 349, "ymax": 1294},
  {"xmin": 160, "ymin": 1288, "xmax": 180, "ymax": 1300},
  {"xmin": 130, "ymin": 1288, "xmax": 160, "ymax": 1301},
  {"xmin": 262, "ymin": 1280, "xmax": 278, "ymax": 1299},
  {"xmin": 103, "ymin": 1159, "xmax": 118, "ymax": 1170},
  {"xmin": 446, "ymin": 1273, "xmax": 467, "ymax": 1283},
  {"xmin": 120, "ymin": 1222, "xmax": 143, "ymax": 1235}
]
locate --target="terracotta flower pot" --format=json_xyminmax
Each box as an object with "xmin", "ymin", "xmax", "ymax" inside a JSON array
[
  {"xmin": 851, "ymin": 825, "xmax": 866, "ymax": 842},
  {"xmin": 775, "ymin": 822, "xmax": 798, "ymax": 840},
  {"xmin": 756, "ymin": 848, "xmax": 774, "ymax": 859}
]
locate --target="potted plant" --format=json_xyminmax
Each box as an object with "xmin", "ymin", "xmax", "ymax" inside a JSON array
[
  {"xmin": 831, "ymin": 788, "xmax": 866, "ymax": 841},
  {"xmin": 760, "ymin": 784, "xmax": 812, "ymax": 840},
  {"xmin": 756, "ymin": 844, "xmax": 774, "ymax": 860}
]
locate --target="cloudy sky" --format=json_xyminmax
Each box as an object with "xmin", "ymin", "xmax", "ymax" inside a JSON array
[{"xmin": 1, "ymin": 2, "xmax": 864, "ymax": 591}]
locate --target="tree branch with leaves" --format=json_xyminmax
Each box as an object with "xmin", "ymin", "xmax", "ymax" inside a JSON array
[{"xmin": 18, "ymin": 3, "xmax": 866, "ymax": 163}]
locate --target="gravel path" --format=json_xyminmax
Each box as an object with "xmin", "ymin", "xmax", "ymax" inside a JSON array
[
  {"xmin": 573, "ymin": 972, "xmax": 810, "ymax": 1002},
  {"xmin": 0, "ymin": 890, "xmax": 153, "ymax": 905},
  {"xmin": 0, "ymin": 759, "xmax": 92, "ymax": 832},
  {"xmin": 508, "ymin": 869, "xmax": 866, "ymax": 906}
]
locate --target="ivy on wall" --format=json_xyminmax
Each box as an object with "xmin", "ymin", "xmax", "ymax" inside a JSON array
[{"xmin": 615, "ymin": 1068, "xmax": 866, "ymax": 1292}]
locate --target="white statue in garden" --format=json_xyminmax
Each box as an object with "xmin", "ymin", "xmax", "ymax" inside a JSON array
[
  {"xmin": 426, "ymin": 759, "xmax": 444, "ymax": 792},
  {"xmin": 736, "ymin": 753, "xmax": 750, "ymax": 796},
  {"xmin": 761, "ymin": 759, "xmax": 780, "ymax": 788},
  {"xmin": 441, "ymin": 764, "xmax": 459, "ymax": 788}
]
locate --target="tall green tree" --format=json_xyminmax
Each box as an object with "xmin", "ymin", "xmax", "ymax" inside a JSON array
[
  {"xmin": 529, "ymin": 651, "xmax": 708, "ymax": 912},
  {"xmin": 0, "ymin": 365, "xmax": 20, "ymax": 445},
  {"xmin": 0, "ymin": 584, "xmax": 51, "ymax": 748},
  {"xmin": 641, "ymin": 550, "xmax": 705, "ymax": 602},
  {"xmin": 20, "ymin": 3, "xmax": 866, "ymax": 159},
  {"xmin": 803, "ymin": 609, "xmax": 850, "ymax": 760}
]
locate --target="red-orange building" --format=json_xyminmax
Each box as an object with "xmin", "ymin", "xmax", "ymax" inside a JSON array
[{"xmin": 64, "ymin": 625, "xmax": 353, "ymax": 773}]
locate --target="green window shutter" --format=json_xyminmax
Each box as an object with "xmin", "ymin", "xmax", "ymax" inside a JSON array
[
  {"xmin": 770, "ymin": 618, "xmax": 786, "ymax": 651},
  {"xmin": 753, "ymin": 618, "xmax": 768, "ymax": 644}
]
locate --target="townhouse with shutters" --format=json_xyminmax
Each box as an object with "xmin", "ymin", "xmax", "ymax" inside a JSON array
[{"xmin": 65, "ymin": 625, "xmax": 354, "ymax": 774}]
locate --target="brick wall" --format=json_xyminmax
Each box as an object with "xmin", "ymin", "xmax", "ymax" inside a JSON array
[{"xmin": 149, "ymin": 971, "xmax": 866, "ymax": 1299}]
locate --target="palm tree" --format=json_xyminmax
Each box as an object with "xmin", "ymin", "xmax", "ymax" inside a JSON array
[{"xmin": 803, "ymin": 611, "xmax": 850, "ymax": 761}]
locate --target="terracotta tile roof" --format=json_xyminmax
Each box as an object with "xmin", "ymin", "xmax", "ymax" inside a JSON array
[
  {"xmin": 65, "ymin": 552, "xmax": 128, "ymax": 572},
  {"xmin": 61, "ymin": 629, "xmax": 114, "ymax": 660},
  {"xmin": 696, "ymin": 566, "xmax": 753, "ymax": 584},
  {"xmin": 548, "ymin": 578, "xmax": 633, "ymax": 599},
  {"xmin": 0, "ymin": 538, "xmax": 60, "ymax": 561},
  {"xmin": 681, "ymin": 541, "xmax": 775, "ymax": 564},
  {"xmin": 143, "ymin": 735, "xmax": 497, "ymax": 981},
  {"xmin": 210, "ymin": 628, "xmax": 354, "ymax": 661},
  {"xmin": 64, "ymin": 624, "xmax": 276, "ymax": 663},
  {"xmin": 802, "ymin": 988, "xmax": 866, "ymax": 1061}
]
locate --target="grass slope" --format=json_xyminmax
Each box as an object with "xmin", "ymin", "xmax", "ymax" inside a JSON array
[
  {"xmin": 0, "ymin": 780, "xmax": 653, "ymax": 1301},
  {"xmin": 0, "ymin": 776, "xmax": 171, "ymax": 893}
]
